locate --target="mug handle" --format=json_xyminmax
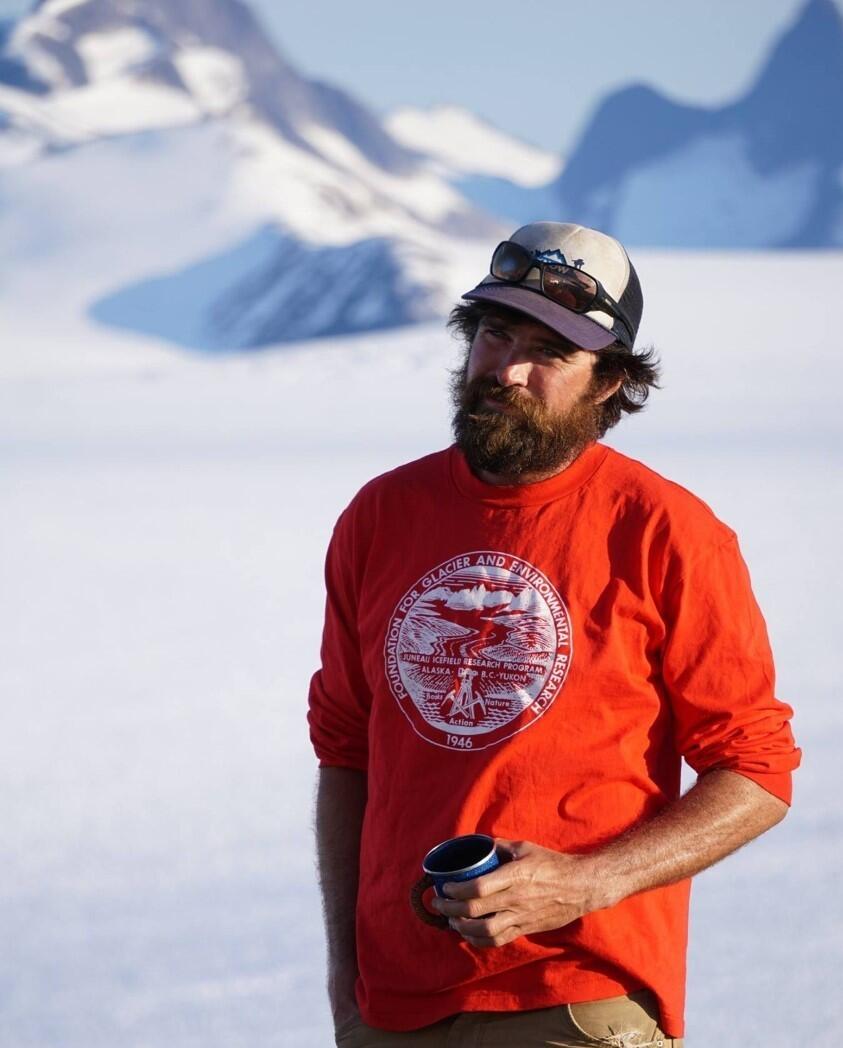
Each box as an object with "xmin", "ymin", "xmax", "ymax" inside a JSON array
[{"xmin": 409, "ymin": 874, "xmax": 449, "ymax": 929}]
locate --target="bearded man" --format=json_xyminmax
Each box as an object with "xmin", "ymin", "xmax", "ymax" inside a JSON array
[{"xmin": 308, "ymin": 222, "xmax": 800, "ymax": 1048}]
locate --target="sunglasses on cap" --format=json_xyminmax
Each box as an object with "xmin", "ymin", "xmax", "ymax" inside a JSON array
[{"xmin": 489, "ymin": 240, "xmax": 636, "ymax": 350}]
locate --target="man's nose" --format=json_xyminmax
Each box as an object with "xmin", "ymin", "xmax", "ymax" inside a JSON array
[{"xmin": 495, "ymin": 351, "xmax": 531, "ymax": 387}]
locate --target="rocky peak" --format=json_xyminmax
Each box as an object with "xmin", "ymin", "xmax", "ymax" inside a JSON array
[
  {"xmin": 733, "ymin": 0, "xmax": 843, "ymax": 170},
  {"xmin": 2, "ymin": 0, "xmax": 418, "ymax": 172},
  {"xmin": 552, "ymin": 0, "xmax": 843, "ymax": 246}
]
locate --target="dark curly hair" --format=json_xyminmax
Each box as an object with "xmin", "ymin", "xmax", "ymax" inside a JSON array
[{"xmin": 447, "ymin": 300, "xmax": 661, "ymax": 438}]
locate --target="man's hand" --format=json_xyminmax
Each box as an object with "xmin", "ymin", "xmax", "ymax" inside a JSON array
[
  {"xmin": 431, "ymin": 839, "xmax": 608, "ymax": 948},
  {"xmin": 432, "ymin": 770, "xmax": 787, "ymax": 949},
  {"xmin": 328, "ymin": 963, "xmax": 361, "ymax": 1029}
]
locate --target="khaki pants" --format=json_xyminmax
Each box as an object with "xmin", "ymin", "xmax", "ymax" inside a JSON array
[{"xmin": 335, "ymin": 990, "xmax": 684, "ymax": 1047}]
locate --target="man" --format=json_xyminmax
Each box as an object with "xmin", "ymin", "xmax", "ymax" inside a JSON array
[{"xmin": 309, "ymin": 222, "xmax": 800, "ymax": 1047}]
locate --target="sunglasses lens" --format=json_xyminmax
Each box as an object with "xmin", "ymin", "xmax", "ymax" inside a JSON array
[
  {"xmin": 542, "ymin": 266, "xmax": 598, "ymax": 312},
  {"xmin": 490, "ymin": 242, "xmax": 533, "ymax": 282}
]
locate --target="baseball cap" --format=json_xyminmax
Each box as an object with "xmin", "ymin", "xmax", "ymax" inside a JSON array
[{"xmin": 462, "ymin": 222, "xmax": 643, "ymax": 351}]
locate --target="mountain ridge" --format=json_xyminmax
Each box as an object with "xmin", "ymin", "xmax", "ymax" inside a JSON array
[
  {"xmin": 0, "ymin": 0, "xmax": 838, "ymax": 356},
  {"xmin": 1, "ymin": 0, "xmax": 420, "ymax": 171},
  {"xmin": 0, "ymin": 0, "xmax": 502, "ymax": 348},
  {"xmin": 553, "ymin": 0, "xmax": 843, "ymax": 247}
]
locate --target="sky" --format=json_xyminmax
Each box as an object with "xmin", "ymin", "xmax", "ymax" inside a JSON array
[{"xmin": 0, "ymin": 0, "xmax": 835, "ymax": 150}]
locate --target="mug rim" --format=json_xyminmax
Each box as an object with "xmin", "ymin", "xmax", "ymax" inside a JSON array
[{"xmin": 422, "ymin": 833, "xmax": 496, "ymax": 876}]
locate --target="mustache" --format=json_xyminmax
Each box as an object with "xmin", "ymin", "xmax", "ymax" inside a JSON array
[{"xmin": 463, "ymin": 376, "xmax": 537, "ymax": 418}]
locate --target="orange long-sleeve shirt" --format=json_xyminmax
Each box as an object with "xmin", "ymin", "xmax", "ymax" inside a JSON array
[{"xmin": 308, "ymin": 443, "xmax": 800, "ymax": 1037}]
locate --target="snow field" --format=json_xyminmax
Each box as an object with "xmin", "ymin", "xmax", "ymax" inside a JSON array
[{"xmin": 1, "ymin": 254, "xmax": 842, "ymax": 1046}]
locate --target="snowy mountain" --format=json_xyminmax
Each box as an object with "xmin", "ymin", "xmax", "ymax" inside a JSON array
[
  {"xmin": 0, "ymin": 0, "xmax": 415, "ymax": 169},
  {"xmin": 3, "ymin": 0, "xmax": 835, "ymax": 358},
  {"xmin": 386, "ymin": 104, "xmax": 563, "ymax": 227},
  {"xmin": 0, "ymin": 0, "xmax": 500, "ymax": 349},
  {"xmin": 386, "ymin": 105, "xmax": 560, "ymax": 186},
  {"xmin": 90, "ymin": 225, "xmax": 443, "ymax": 349},
  {"xmin": 553, "ymin": 0, "xmax": 843, "ymax": 247}
]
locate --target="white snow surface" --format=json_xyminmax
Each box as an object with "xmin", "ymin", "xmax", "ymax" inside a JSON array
[
  {"xmin": 0, "ymin": 121, "xmax": 42, "ymax": 165},
  {"xmin": 76, "ymin": 27, "xmax": 159, "ymax": 82},
  {"xmin": 5, "ymin": 33, "xmax": 68, "ymax": 88},
  {"xmin": 7, "ymin": 5, "xmax": 74, "ymax": 86},
  {"xmin": 0, "ymin": 117, "xmax": 496, "ymax": 356},
  {"xmin": 43, "ymin": 78, "xmax": 202, "ymax": 138},
  {"xmin": 300, "ymin": 121, "xmax": 468, "ymax": 225},
  {"xmin": 39, "ymin": 0, "xmax": 92, "ymax": 18},
  {"xmin": 0, "ymin": 82, "xmax": 69, "ymax": 139},
  {"xmin": 173, "ymin": 46, "xmax": 249, "ymax": 116},
  {"xmin": 1, "ymin": 253, "xmax": 842, "ymax": 1047},
  {"xmin": 0, "ymin": 97, "xmax": 495, "ymax": 317},
  {"xmin": 387, "ymin": 104, "xmax": 562, "ymax": 186}
]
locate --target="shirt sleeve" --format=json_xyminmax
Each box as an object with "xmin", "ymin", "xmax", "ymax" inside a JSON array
[
  {"xmin": 307, "ymin": 507, "xmax": 371, "ymax": 771},
  {"xmin": 661, "ymin": 534, "xmax": 801, "ymax": 804}
]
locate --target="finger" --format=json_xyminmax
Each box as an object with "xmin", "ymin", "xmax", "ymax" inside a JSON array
[
  {"xmin": 449, "ymin": 911, "xmax": 516, "ymax": 939},
  {"xmin": 441, "ymin": 865, "xmax": 515, "ymax": 900},
  {"xmin": 433, "ymin": 893, "xmax": 512, "ymax": 919},
  {"xmin": 461, "ymin": 934, "xmax": 496, "ymax": 949},
  {"xmin": 492, "ymin": 837, "xmax": 521, "ymax": 862}
]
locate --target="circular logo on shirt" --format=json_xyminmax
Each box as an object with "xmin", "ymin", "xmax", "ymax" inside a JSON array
[{"xmin": 383, "ymin": 551, "xmax": 572, "ymax": 751}]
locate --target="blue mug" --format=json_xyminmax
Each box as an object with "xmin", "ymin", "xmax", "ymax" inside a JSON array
[{"xmin": 410, "ymin": 834, "xmax": 500, "ymax": 929}]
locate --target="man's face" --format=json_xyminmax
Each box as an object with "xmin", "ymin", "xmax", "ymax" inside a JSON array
[{"xmin": 451, "ymin": 310, "xmax": 606, "ymax": 481}]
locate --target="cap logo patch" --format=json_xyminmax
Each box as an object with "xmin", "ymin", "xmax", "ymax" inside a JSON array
[{"xmin": 533, "ymin": 249, "xmax": 585, "ymax": 270}]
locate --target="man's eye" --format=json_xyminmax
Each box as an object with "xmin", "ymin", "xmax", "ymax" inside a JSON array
[{"xmin": 538, "ymin": 344, "xmax": 577, "ymax": 361}]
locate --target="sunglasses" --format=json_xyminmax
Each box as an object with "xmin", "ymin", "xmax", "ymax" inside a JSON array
[{"xmin": 489, "ymin": 240, "xmax": 635, "ymax": 349}]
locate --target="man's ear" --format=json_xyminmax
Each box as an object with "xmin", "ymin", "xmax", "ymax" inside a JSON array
[{"xmin": 593, "ymin": 377, "xmax": 623, "ymax": 405}]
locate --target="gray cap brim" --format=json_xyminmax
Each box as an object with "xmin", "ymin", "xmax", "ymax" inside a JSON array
[{"xmin": 462, "ymin": 284, "xmax": 616, "ymax": 351}]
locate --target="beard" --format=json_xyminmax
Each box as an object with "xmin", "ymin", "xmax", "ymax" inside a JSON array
[{"xmin": 450, "ymin": 361, "xmax": 603, "ymax": 480}]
